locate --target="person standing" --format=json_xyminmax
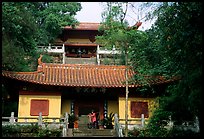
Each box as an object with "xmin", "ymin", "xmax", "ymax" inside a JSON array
[
  {"xmin": 91, "ymin": 110, "xmax": 97, "ymax": 128},
  {"xmin": 87, "ymin": 113, "xmax": 92, "ymax": 129}
]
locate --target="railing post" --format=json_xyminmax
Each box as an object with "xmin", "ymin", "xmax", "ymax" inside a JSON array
[
  {"xmin": 48, "ymin": 44, "xmax": 51, "ymax": 49},
  {"xmin": 62, "ymin": 44, "xmax": 65, "ymax": 64},
  {"xmin": 119, "ymin": 127, "xmax": 123, "ymax": 137},
  {"xmin": 9, "ymin": 112, "xmax": 15, "ymax": 124},
  {"xmin": 141, "ymin": 114, "xmax": 145, "ymax": 127},
  {"xmin": 65, "ymin": 112, "xmax": 69, "ymax": 129},
  {"xmin": 63, "ymin": 112, "xmax": 69, "ymax": 137},
  {"xmin": 97, "ymin": 45, "xmax": 100, "ymax": 65},
  {"xmin": 38, "ymin": 112, "xmax": 42, "ymax": 126},
  {"xmin": 114, "ymin": 113, "xmax": 118, "ymax": 130},
  {"xmin": 169, "ymin": 115, "xmax": 173, "ymax": 128},
  {"xmin": 53, "ymin": 118, "xmax": 56, "ymax": 123},
  {"xmin": 114, "ymin": 113, "xmax": 123, "ymax": 137},
  {"xmin": 194, "ymin": 116, "xmax": 200, "ymax": 133}
]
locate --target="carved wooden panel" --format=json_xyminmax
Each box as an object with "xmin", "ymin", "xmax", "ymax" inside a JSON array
[
  {"xmin": 131, "ymin": 101, "xmax": 149, "ymax": 118},
  {"xmin": 30, "ymin": 99, "xmax": 49, "ymax": 116}
]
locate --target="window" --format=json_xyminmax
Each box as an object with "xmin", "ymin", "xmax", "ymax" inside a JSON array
[
  {"xmin": 131, "ymin": 101, "xmax": 149, "ymax": 118},
  {"xmin": 30, "ymin": 99, "xmax": 49, "ymax": 116}
]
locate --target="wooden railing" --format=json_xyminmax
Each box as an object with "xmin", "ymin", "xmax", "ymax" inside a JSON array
[{"xmin": 2, "ymin": 112, "xmax": 70, "ymax": 137}]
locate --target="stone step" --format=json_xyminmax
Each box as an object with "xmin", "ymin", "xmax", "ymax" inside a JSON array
[
  {"xmin": 78, "ymin": 123, "xmax": 90, "ymax": 129},
  {"xmin": 74, "ymin": 135, "xmax": 115, "ymax": 137},
  {"xmin": 73, "ymin": 129, "xmax": 116, "ymax": 137}
]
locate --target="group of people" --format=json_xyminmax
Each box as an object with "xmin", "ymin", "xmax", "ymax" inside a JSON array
[{"xmin": 87, "ymin": 110, "xmax": 98, "ymax": 129}]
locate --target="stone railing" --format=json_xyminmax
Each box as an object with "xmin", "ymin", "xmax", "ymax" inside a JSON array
[
  {"xmin": 97, "ymin": 45, "xmax": 121, "ymax": 55},
  {"xmin": 2, "ymin": 112, "xmax": 70, "ymax": 137},
  {"xmin": 97, "ymin": 45, "xmax": 121, "ymax": 65},
  {"xmin": 38, "ymin": 45, "xmax": 64, "ymax": 53},
  {"xmin": 114, "ymin": 113, "xmax": 124, "ymax": 137},
  {"xmin": 114, "ymin": 114, "xmax": 147, "ymax": 137}
]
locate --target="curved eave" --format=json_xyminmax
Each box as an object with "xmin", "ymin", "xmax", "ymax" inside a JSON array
[
  {"xmin": 64, "ymin": 43, "xmax": 98, "ymax": 47},
  {"xmin": 64, "ymin": 28, "xmax": 99, "ymax": 31},
  {"xmin": 2, "ymin": 63, "xmax": 180, "ymax": 89},
  {"xmin": 2, "ymin": 74, "xmax": 136, "ymax": 88},
  {"xmin": 2, "ymin": 72, "xmax": 179, "ymax": 88},
  {"xmin": 64, "ymin": 23, "xmax": 100, "ymax": 31}
]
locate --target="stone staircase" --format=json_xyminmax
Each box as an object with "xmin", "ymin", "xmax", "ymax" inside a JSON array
[
  {"xmin": 73, "ymin": 128, "xmax": 116, "ymax": 137},
  {"xmin": 72, "ymin": 115, "xmax": 116, "ymax": 137}
]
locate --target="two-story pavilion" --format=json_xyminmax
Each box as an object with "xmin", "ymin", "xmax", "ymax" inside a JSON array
[{"xmin": 2, "ymin": 22, "xmax": 178, "ymax": 129}]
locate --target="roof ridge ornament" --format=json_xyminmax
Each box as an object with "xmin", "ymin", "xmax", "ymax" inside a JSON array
[
  {"xmin": 37, "ymin": 54, "xmax": 44, "ymax": 74},
  {"xmin": 38, "ymin": 54, "xmax": 43, "ymax": 65}
]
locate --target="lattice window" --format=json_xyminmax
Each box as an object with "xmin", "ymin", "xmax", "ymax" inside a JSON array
[
  {"xmin": 131, "ymin": 101, "xmax": 149, "ymax": 118},
  {"xmin": 30, "ymin": 99, "xmax": 49, "ymax": 116}
]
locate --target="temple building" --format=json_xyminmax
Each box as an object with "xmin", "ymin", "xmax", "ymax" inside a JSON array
[
  {"xmin": 2, "ymin": 22, "xmax": 178, "ymax": 129},
  {"xmin": 38, "ymin": 22, "xmax": 122, "ymax": 65}
]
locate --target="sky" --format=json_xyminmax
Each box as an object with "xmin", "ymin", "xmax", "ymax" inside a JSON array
[{"xmin": 75, "ymin": 2, "xmax": 156, "ymax": 31}]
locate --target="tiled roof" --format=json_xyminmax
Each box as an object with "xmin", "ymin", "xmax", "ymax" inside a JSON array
[
  {"xmin": 64, "ymin": 22, "xmax": 100, "ymax": 31},
  {"xmin": 65, "ymin": 43, "xmax": 98, "ymax": 47},
  {"xmin": 2, "ymin": 63, "xmax": 178, "ymax": 88},
  {"xmin": 63, "ymin": 22, "xmax": 143, "ymax": 31}
]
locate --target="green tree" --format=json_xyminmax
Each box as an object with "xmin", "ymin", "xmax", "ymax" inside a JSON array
[
  {"xmin": 98, "ymin": 2, "xmax": 202, "ymax": 137},
  {"xmin": 2, "ymin": 2, "xmax": 82, "ymax": 72},
  {"xmin": 34, "ymin": 2, "xmax": 82, "ymax": 44},
  {"xmin": 2, "ymin": 2, "xmax": 82, "ymax": 117},
  {"xmin": 2, "ymin": 2, "xmax": 38, "ymax": 71},
  {"xmin": 96, "ymin": 2, "xmax": 147, "ymax": 136},
  {"xmin": 133, "ymin": 2, "xmax": 202, "ymax": 137}
]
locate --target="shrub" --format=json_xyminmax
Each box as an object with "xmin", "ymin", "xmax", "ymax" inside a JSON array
[
  {"xmin": 133, "ymin": 125, "xmax": 201, "ymax": 137},
  {"xmin": 128, "ymin": 128, "xmax": 140, "ymax": 137},
  {"xmin": 103, "ymin": 112, "xmax": 114, "ymax": 129},
  {"xmin": 167, "ymin": 128, "xmax": 201, "ymax": 137},
  {"xmin": 2, "ymin": 125, "xmax": 20, "ymax": 137},
  {"xmin": 2, "ymin": 124, "xmax": 62, "ymax": 137},
  {"xmin": 36, "ymin": 127, "xmax": 61, "ymax": 137},
  {"xmin": 68, "ymin": 114, "xmax": 78, "ymax": 128}
]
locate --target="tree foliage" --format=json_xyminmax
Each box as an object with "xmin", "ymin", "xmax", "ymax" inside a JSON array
[
  {"xmin": 139, "ymin": 2, "xmax": 202, "ymax": 136},
  {"xmin": 2, "ymin": 2, "xmax": 37, "ymax": 71},
  {"xmin": 97, "ymin": 2, "xmax": 147, "ymax": 65},
  {"xmin": 2, "ymin": 2, "xmax": 82, "ymax": 72},
  {"xmin": 2, "ymin": 2, "xmax": 82, "ymax": 117},
  {"xmin": 96, "ymin": 3, "xmax": 148, "ymax": 137},
  {"xmin": 98, "ymin": 2, "xmax": 202, "ymax": 137},
  {"xmin": 34, "ymin": 2, "xmax": 81, "ymax": 44}
]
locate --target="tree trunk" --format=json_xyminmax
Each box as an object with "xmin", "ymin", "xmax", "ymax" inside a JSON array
[{"xmin": 124, "ymin": 43, "xmax": 129, "ymax": 137}]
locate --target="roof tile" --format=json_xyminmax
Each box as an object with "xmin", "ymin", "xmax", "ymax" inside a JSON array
[
  {"xmin": 64, "ymin": 22, "xmax": 100, "ymax": 31},
  {"xmin": 2, "ymin": 63, "xmax": 178, "ymax": 88}
]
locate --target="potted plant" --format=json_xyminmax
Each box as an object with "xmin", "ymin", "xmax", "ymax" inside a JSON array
[
  {"xmin": 98, "ymin": 119, "xmax": 104, "ymax": 129},
  {"xmin": 103, "ymin": 112, "xmax": 114, "ymax": 129},
  {"xmin": 68, "ymin": 114, "xmax": 78, "ymax": 128}
]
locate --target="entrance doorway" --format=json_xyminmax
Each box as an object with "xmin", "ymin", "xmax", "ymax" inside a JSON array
[
  {"xmin": 74, "ymin": 99, "xmax": 104, "ymax": 129},
  {"xmin": 78, "ymin": 106, "xmax": 99, "ymax": 116},
  {"xmin": 78, "ymin": 106, "xmax": 100, "ymax": 129}
]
